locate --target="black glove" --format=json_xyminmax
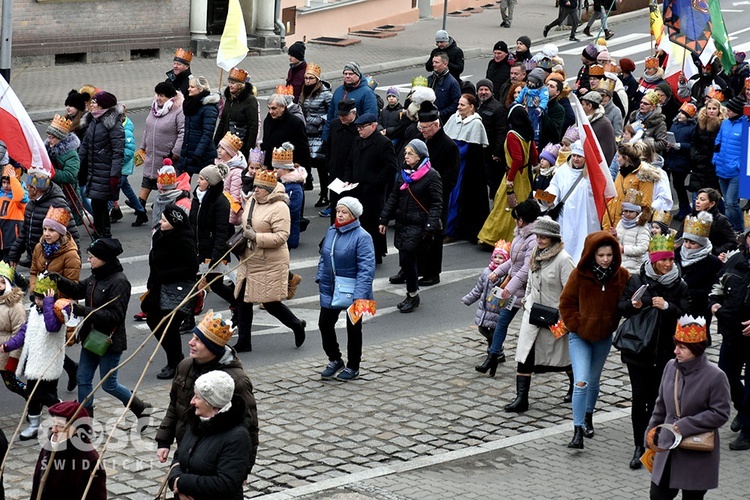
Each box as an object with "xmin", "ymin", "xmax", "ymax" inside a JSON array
[
  {"xmin": 47, "ymin": 272, "xmax": 63, "ymax": 283},
  {"xmin": 71, "ymin": 302, "xmax": 86, "ymax": 317}
]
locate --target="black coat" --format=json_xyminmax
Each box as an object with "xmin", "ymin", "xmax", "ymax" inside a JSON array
[
  {"xmin": 148, "ymin": 226, "xmax": 199, "ymax": 290},
  {"xmin": 213, "ymin": 84, "xmax": 259, "ymax": 157},
  {"xmin": 675, "ymin": 251, "xmax": 723, "ymax": 320},
  {"xmin": 690, "ymin": 121, "xmax": 721, "ymax": 190},
  {"xmin": 56, "ymin": 260, "xmax": 131, "ymax": 354},
  {"xmin": 8, "ymin": 183, "xmax": 80, "ymax": 263},
  {"xmin": 676, "ymin": 206, "xmax": 737, "ymax": 256},
  {"xmin": 168, "ymin": 396, "xmax": 251, "ymax": 500},
  {"xmin": 379, "ymin": 103, "xmax": 403, "ymax": 137},
  {"xmin": 710, "ymin": 250, "xmax": 750, "ymax": 340},
  {"xmin": 348, "ymin": 132, "xmax": 398, "ymax": 216},
  {"xmin": 486, "ymin": 59, "xmax": 511, "ymax": 101},
  {"xmin": 380, "ymin": 168, "xmax": 443, "ymax": 252},
  {"xmin": 423, "ymin": 128, "xmax": 459, "ymax": 221},
  {"xmin": 79, "ymin": 106, "xmax": 125, "ymax": 201},
  {"xmin": 477, "ymin": 97, "xmax": 504, "ymax": 157},
  {"xmin": 326, "ymin": 118, "xmax": 358, "ymax": 181},
  {"xmin": 261, "ymin": 109, "xmax": 310, "ymax": 169},
  {"xmin": 425, "ymin": 37, "xmax": 465, "ymax": 82},
  {"xmin": 166, "ymin": 68, "xmax": 192, "ymax": 97},
  {"xmin": 178, "ymin": 93, "xmax": 220, "ymax": 174},
  {"xmin": 189, "ymin": 183, "xmax": 232, "ymax": 265}
]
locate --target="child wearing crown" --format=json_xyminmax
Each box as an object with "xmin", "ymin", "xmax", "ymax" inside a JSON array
[
  {"xmin": 44, "ymin": 114, "xmax": 83, "ymax": 226},
  {"xmin": 615, "ymin": 190, "xmax": 651, "ymax": 275},
  {"xmin": 151, "ymin": 158, "xmax": 192, "ymax": 229},
  {"xmin": 216, "ymin": 132, "xmax": 247, "ymax": 225},
  {"xmin": 271, "ymin": 142, "xmax": 307, "ymax": 249},
  {"xmin": 461, "ymin": 241, "xmax": 510, "ymax": 345}
]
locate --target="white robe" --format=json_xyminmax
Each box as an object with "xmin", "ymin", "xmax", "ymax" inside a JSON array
[{"xmin": 546, "ymin": 164, "xmax": 600, "ymax": 263}]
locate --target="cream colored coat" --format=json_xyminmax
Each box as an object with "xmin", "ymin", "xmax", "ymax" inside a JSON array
[
  {"xmin": 234, "ymin": 183, "xmax": 291, "ymax": 304},
  {"xmin": 516, "ymin": 244, "xmax": 575, "ymax": 366},
  {"xmin": 0, "ymin": 287, "xmax": 26, "ymax": 369}
]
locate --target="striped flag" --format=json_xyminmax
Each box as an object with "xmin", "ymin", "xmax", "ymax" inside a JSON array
[
  {"xmin": 216, "ymin": 0, "xmax": 249, "ymax": 71},
  {"xmin": 569, "ymin": 94, "xmax": 616, "ymax": 223},
  {"xmin": 0, "ymin": 74, "xmax": 52, "ymax": 171}
]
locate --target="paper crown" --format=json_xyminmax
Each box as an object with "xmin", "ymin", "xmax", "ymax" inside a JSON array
[
  {"xmin": 648, "ymin": 233, "xmax": 675, "ymax": 255},
  {"xmin": 219, "ymin": 132, "xmax": 243, "ymax": 157},
  {"xmin": 253, "ymin": 169, "xmax": 278, "ymax": 190},
  {"xmin": 623, "ymin": 189, "xmax": 644, "ymax": 207},
  {"xmin": 683, "ymin": 211, "xmax": 712, "ymax": 239},
  {"xmin": 524, "ymin": 59, "xmax": 537, "ymax": 72},
  {"xmin": 173, "ymin": 48, "xmax": 193, "ymax": 64},
  {"xmin": 196, "ymin": 310, "xmax": 234, "ymax": 349},
  {"xmin": 602, "ymin": 62, "xmax": 619, "ymax": 74},
  {"xmin": 228, "ymin": 67, "xmax": 248, "ymax": 83},
  {"xmin": 596, "ymin": 79, "xmax": 615, "ymax": 94},
  {"xmin": 674, "ymin": 315, "xmax": 707, "ymax": 343},
  {"xmin": 0, "ymin": 261, "xmax": 14, "ymax": 282},
  {"xmin": 562, "ymin": 126, "xmax": 579, "ymax": 144},
  {"xmin": 595, "ymin": 37, "xmax": 607, "ymax": 47},
  {"xmin": 34, "ymin": 276, "xmax": 58, "ymax": 296},
  {"xmin": 44, "ymin": 205, "xmax": 71, "ymax": 230},
  {"xmin": 248, "ymin": 147, "xmax": 266, "ymax": 165},
  {"xmin": 24, "ymin": 167, "xmax": 52, "ymax": 190},
  {"xmin": 589, "ymin": 64, "xmax": 605, "ymax": 77},
  {"xmin": 652, "ymin": 209, "xmax": 673, "ymax": 225},
  {"xmin": 275, "ymin": 84, "xmax": 294, "ymax": 95},
  {"xmin": 53, "ymin": 298, "xmax": 72, "ymax": 324},
  {"xmin": 48, "ymin": 114, "xmax": 73, "ymax": 135},
  {"xmin": 272, "ymin": 143, "xmax": 295, "ymax": 168},
  {"xmin": 411, "ymin": 76, "xmax": 428, "ymax": 88},
  {"xmin": 745, "ymin": 76, "xmax": 750, "ymax": 90},
  {"xmin": 494, "ymin": 239, "xmax": 511, "ymax": 255},
  {"xmin": 539, "ymin": 142, "xmax": 561, "ymax": 164},
  {"xmin": 643, "ymin": 90, "xmax": 661, "ymax": 106},
  {"xmin": 679, "ymin": 102, "xmax": 698, "ymax": 118},
  {"xmin": 707, "ymin": 87, "xmax": 724, "ymax": 102},
  {"xmin": 645, "ymin": 56, "xmax": 659, "ymax": 69},
  {"xmin": 305, "ymin": 63, "xmax": 322, "ymax": 79}
]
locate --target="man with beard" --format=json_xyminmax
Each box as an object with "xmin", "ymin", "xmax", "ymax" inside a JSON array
[
  {"xmin": 165, "ymin": 48, "xmax": 192, "ymax": 97},
  {"xmin": 475, "ymin": 79, "xmax": 505, "ymax": 198},
  {"xmin": 321, "ymin": 99, "xmax": 359, "ymax": 219}
]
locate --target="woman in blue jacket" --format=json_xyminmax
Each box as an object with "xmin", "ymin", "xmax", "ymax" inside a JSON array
[
  {"xmin": 316, "ymin": 197, "xmax": 375, "ymax": 381},
  {"xmin": 178, "ymin": 76, "xmax": 220, "ymax": 176},
  {"xmin": 713, "ymin": 97, "xmax": 748, "ymax": 231}
]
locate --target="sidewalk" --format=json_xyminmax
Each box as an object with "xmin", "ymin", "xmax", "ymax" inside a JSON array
[{"xmin": 12, "ymin": 3, "xmax": 646, "ymax": 121}]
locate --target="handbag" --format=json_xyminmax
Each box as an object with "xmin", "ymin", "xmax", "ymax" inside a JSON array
[
  {"xmin": 329, "ymin": 233, "xmax": 357, "ymax": 309},
  {"xmin": 613, "ymin": 306, "xmax": 660, "ymax": 356},
  {"xmin": 82, "ymin": 328, "xmax": 113, "ymax": 356},
  {"xmin": 528, "ymin": 302, "xmax": 559, "ymax": 327},
  {"xmin": 159, "ymin": 281, "xmax": 195, "ymax": 314},
  {"xmin": 227, "ymin": 199, "xmax": 255, "ymax": 258},
  {"xmin": 674, "ymin": 369, "xmax": 715, "ymax": 451}
]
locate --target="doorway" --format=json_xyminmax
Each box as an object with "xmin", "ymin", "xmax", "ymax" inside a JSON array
[{"xmin": 207, "ymin": 0, "xmax": 229, "ymax": 35}]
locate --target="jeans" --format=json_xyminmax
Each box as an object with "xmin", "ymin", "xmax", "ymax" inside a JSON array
[
  {"xmin": 319, "ymin": 306, "xmax": 363, "ymax": 370},
  {"xmin": 569, "ymin": 333, "xmax": 612, "ymax": 427},
  {"xmin": 77, "ymin": 348, "xmax": 133, "ymax": 412},
  {"xmin": 80, "ymin": 185, "xmax": 93, "ymax": 215},
  {"xmin": 718, "ymin": 176, "xmax": 742, "ymax": 231},
  {"xmin": 585, "ymin": 7, "xmax": 608, "ymax": 30},
  {"xmin": 489, "ymin": 307, "xmax": 520, "ymax": 355},
  {"xmin": 108, "ymin": 176, "xmax": 143, "ymax": 212}
]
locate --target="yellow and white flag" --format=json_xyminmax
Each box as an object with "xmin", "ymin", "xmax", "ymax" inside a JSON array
[{"xmin": 216, "ymin": 0, "xmax": 249, "ymax": 71}]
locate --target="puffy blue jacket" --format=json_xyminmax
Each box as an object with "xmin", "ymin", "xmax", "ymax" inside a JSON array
[
  {"xmin": 663, "ymin": 119, "xmax": 695, "ymax": 174},
  {"xmin": 122, "ymin": 116, "xmax": 136, "ymax": 176},
  {"xmin": 316, "ymin": 220, "xmax": 375, "ymax": 309},
  {"xmin": 178, "ymin": 93, "xmax": 220, "ymax": 174},
  {"xmin": 713, "ymin": 115, "xmax": 747, "ymax": 179}
]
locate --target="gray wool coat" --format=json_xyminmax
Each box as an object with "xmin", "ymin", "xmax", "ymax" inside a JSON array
[{"xmin": 647, "ymin": 355, "xmax": 730, "ymax": 491}]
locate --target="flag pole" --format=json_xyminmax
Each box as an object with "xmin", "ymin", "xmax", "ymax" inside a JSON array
[{"xmin": 218, "ymin": 69, "xmax": 224, "ymax": 93}]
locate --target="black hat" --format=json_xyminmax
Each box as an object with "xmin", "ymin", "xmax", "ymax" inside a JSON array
[
  {"xmin": 517, "ymin": 36, "xmax": 531, "ymax": 50},
  {"xmin": 493, "ymin": 41, "xmax": 508, "ymax": 53},
  {"xmin": 65, "ymin": 90, "xmax": 88, "ymax": 112},
  {"xmin": 726, "ymin": 96, "xmax": 745, "ymax": 115},
  {"xmin": 163, "ymin": 203, "xmax": 190, "ymax": 229},
  {"xmin": 88, "ymin": 238, "xmax": 123, "ymax": 261},
  {"xmin": 417, "ymin": 101, "xmax": 440, "ymax": 122},
  {"xmin": 353, "ymin": 113, "xmax": 377, "ymax": 124},
  {"xmin": 336, "ymin": 99, "xmax": 356, "ymax": 116},
  {"xmin": 287, "ymin": 41, "xmax": 305, "ymax": 61}
]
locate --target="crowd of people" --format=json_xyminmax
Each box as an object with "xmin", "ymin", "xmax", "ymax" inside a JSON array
[{"xmin": 0, "ymin": 23, "xmax": 748, "ymax": 498}]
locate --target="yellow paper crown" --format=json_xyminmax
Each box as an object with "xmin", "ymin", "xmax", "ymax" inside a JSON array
[
  {"xmin": 196, "ymin": 309, "xmax": 233, "ymax": 347},
  {"xmin": 34, "ymin": 276, "xmax": 58, "ymax": 296},
  {"xmin": 228, "ymin": 67, "xmax": 248, "ymax": 83},
  {"xmin": 683, "ymin": 212, "xmax": 712, "ymax": 239},
  {"xmin": 596, "ymin": 79, "xmax": 615, "ymax": 94},
  {"xmin": 643, "ymin": 90, "xmax": 661, "ymax": 106},
  {"xmin": 253, "ymin": 169, "xmax": 278, "ymax": 190},
  {"xmin": 648, "ymin": 233, "xmax": 675, "ymax": 254},
  {"xmin": 49, "ymin": 114, "xmax": 73, "ymax": 134},
  {"xmin": 305, "ymin": 63, "xmax": 322, "ymax": 79},
  {"xmin": 652, "ymin": 209, "xmax": 672, "ymax": 225},
  {"xmin": 623, "ymin": 189, "xmax": 644, "ymax": 206},
  {"xmin": 0, "ymin": 261, "xmax": 14, "ymax": 282},
  {"xmin": 674, "ymin": 315, "xmax": 707, "ymax": 343},
  {"xmin": 219, "ymin": 132, "xmax": 243, "ymax": 156},
  {"xmin": 275, "ymin": 84, "xmax": 294, "ymax": 95},
  {"xmin": 411, "ymin": 76, "xmax": 428, "ymax": 88}
]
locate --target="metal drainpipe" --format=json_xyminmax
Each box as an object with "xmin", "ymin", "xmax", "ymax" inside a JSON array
[{"xmin": 274, "ymin": 0, "xmax": 286, "ymax": 47}]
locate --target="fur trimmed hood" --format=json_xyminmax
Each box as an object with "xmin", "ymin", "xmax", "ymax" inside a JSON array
[
  {"xmin": 277, "ymin": 165, "xmax": 308, "ymax": 185},
  {"xmin": 259, "ymin": 182, "xmax": 290, "ymax": 205},
  {"xmin": 201, "ymin": 93, "xmax": 221, "ymax": 106},
  {"xmin": 46, "ymin": 133, "xmax": 80, "ymax": 156},
  {"xmin": 0, "ymin": 287, "xmax": 23, "ymax": 306},
  {"xmin": 80, "ymin": 103, "xmax": 125, "ymax": 130},
  {"xmin": 635, "ymin": 161, "xmax": 663, "ymax": 183}
]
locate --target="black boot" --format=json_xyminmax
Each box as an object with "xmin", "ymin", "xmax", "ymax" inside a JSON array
[
  {"xmin": 563, "ymin": 371, "xmax": 574, "ymax": 403},
  {"xmin": 179, "ymin": 315, "xmax": 196, "ymax": 335},
  {"xmin": 505, "ymin": 375, "xmax": 531, "ymax": 412},
  {"xmin": 475, "ymin": 353, "xmax": 501, "ymax": 377},
  {"xmin": 389, "ymin": 270, "xmax": 406, "ymax": 284},
  {"xmin": 293, "ymin": 320, "xmax": 306, "ymax": 348},
  {"xmin": 398, "ymin": 294, "xmax": 420, "ymax": 313},
  {"xmin": 584, "ymin": 412, "xmax": 595, "ymax": 438},
  {"xmin": 568, "ymin": 426, "xmax": 585, "ymax": 449},
  {"xmin": 314, "ymin": 194, "xmax": 329, "ymax": 208},
  {"xmin": 132, "ymin": 211, "xmax": 149, "ymax": 227},
  {"xmin": 63, "ymin": 355, "xmax": 78, "ymax": 392},
  {"xmin": 109, "ymin": 205, "xmax": 123, "ymax": 223},
  {"xmin": 130, "ymin": 396, "xmax": 153, "ymax": 433},
  {"xmin": 630, "ymin": 446, "xmax": 645, "ymax": 469}
]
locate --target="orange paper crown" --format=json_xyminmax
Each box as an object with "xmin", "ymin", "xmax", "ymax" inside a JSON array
[
  {"xmin": 272, "ymin": 144, "xmax": 295, "ymax": 167},
  {"xmin": 196, "ymin": 310, "xmax": 234, "ymax": 348},
  {"xmin": 674, "ymin": 315, "xmax": 707, "ymax": 343},
  {"xmin": 174, "ymin": 48, "xmax": 193, "ymax": 64},
  {"xmin": 707, "ymin": 87, "xmax": 725, "ymax": 102},
  {"xmin": 275, "ymin": 84, "xmax": 294, "ymax": 96},
  {"xmin": 49, "ymin": 114, "xmax": 73, "ymax": 135},
  {"xmin": 219, "ymin": 132, "xmax": 243, "ymax": 157},
  {"xmin": 589, "ymin": 64, "xmax": 605, "ymax": 77},
  {"xmin": 494, "ymin": 239, "xmax": 511, "ymax": 255},
  {"xmin": 645, "ymin": 56, "xmax": 659, "ymax": 69},
  {"xmin": 157, "ymin": 163, "xmax": 178, "ymax": 188},
  {"xmin": 44, "ymin": 205, "xmax": 71, "ymax": 228},
  {"xmin": 253, "ymin": 169, "xmax": 278, "ymax": 191},
  {"xmin": 305, "ymin": 63, "xmax": 322, "ymax": 79},
  {"xmin": 228, "ymin": 67, "xmax": 248, "ymax": 83},
  {"xmin": 602, "ymin": 62, "xmax": 619, "ymax": 74}
]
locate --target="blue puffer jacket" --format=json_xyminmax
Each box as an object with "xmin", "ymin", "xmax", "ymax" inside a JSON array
[
  {"xmin": 122, "ymin": 116, "xmax": 136, "ymax": 176},
  {"xmin": 316, "ymin": 219, "xmax": 375, "ymax": 309},
  {"xmin": 278, "ymin": 166, "xmax": 307, "ymax": 249},
  {"xmin": 713, "ymin": 115, "xmax": 747, "ymax": 179},
  {"xmin": 663, "ymin": 119, "xmax": 695, "ymax": 173},
  {"xmin": 178, "ymin": 93, "xmax": 220, "ymax": 174}
]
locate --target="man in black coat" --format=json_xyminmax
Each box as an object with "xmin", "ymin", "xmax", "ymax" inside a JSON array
[
  {"xmin": 165, "ymin": 48, "xmax": 193, "ymax": 97},
  {"xmin": 425, "ymin": 30, "xmax": 465, "ymax": 84},
  {"xmin": 347, "ymin": 113, "xmax": 398, "ymax": 264},
  {"xmin": 261, "ymin": 94, "xmax": 310, "ymax": 170},
  {"xmin": 486, "ymin": 41, "xmax": 512, "ymax": 101},
  {"xmin": 476, "ymin": 79, "xmax": 505, "ymax": 199},
  {"xmin": 322, "ymin": 99, "xmax": 359, "ymax": 218}
]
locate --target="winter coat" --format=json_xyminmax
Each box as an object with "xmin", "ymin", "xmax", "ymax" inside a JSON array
[
  {"xmin": 155, "ymin": 348, "xmax": 259, "ymax": 472},
  {"xmin": 424, "ymin": 127, "xmax": 460, "ymax": 221},
  {"xmin": 689, "ymin": 110, "xmax": 723, "ymax": 190},
  {"xmin": 168, "ymin": 397, "xmax": 250, "ymax": 500},
  {"xmin": 277, "ymin": 166, "xmax": 307, "ymax": 249},
  {"xmin": 425, "ymin": 37, "xmax": 465, "ymax": 82},
  {"xmin": 589, "ymin": 107, "xmax": 617, "ymax": 166},
  {"xmin": 627, "ymin": 108, "xmax": 669, "ymax": 154},
  {"xmin": 223, "ymin": 154, "xmax": 247, "ymax": 225},
  {"xmin": 0, "ymin": 174, "xmax": 27, "ymax": 252},
  {"xmin": 261, "ymin": 109, "xmax": 310, "ymax": 169},
  {"xmin": 214, "ymin": 84, "xmax": 259, "ymax": 157},
  {"xmin": 664, "ymin": 119, "xmax": 696, "ymax": 173},
  {"xmin": 300, "ymin": 80, "xmax": 333, "ymax": 159},
  {"xmin": 428, "ymin": 71, "xmax": 461, "ymax": 122},
  {"xmin": 122, "ymin": 116, "xmax": 136, "ymax": 176},
  {"xmin": 540, "ymin": 98, "xmax": 566, "ymax": 150},
  {"xmin": 486, "ymin": 58, "xmax": 511, "ymax": 101},
  {"xmin": 324, "ymin": 80, "xmax": 379, "ymax": 143},
  {"xmin": 7, "ymin": 183, "xmax": 80, "ymax": 264},
  {"xmin": 286, "ymin": 61, "xmax": 307, "ymax": 101},
  {"xmin": 560, "ymin": 232, "xmax": 630, "ymax": 342},
  {"xmin": 326, "ymin": 118, "xmax": 359, "ymax": 181},
  {"xmin": 152, "ymin": 172, "xmax": 192, "ymax": 228},
  {"xmin": 141, "ymin": 94, "xmax": 185, "ymax": 180},
  {"xmin": 676, "ymin": 206, "xmax": 737, "ymax": 256},
  {"xmin": 379, "ymin": 167, "xmax": 443, "ymax": 253},
  {"xmin": 603, "ymin": 161, "xmax": 665, "ymax": 230},
  {"xmin": 55, "ymin": 259, "xmax": 131, "ymax": 355},
  {"xmin": 477, "ymin": 97, "xmax": 505, "ymax": 157},
  {"xmin": 144, "ymin": 226, "xmax": 199, "ymax": 314},
  {"xmin": 709, "ymin": 250, "xmax": 750, "ymax": 339},
  {"xmin": 166, "ymin": 67, "xmax": 192, "ymax": 97},
  {"xmin": 647, "ymin": 355, "xmax": 730, "ymax": 491},
  {"xmin": 380, "ymin": 103, "xmax": 404, "ymax": 138},
  {"xmin": 29, "ymin": 235, "xmax": 81, "ymax": 295},
  {"xmin": 602, "ymin": 100, "xmax": 623, "ymax": 141},
  {"xmin": 713, "ymin": 114, "xmax": 747, "ymax": 179},
  {"xmin": 0, "ymin": 287, "xmax": 25, "ymax": 370},
  {"xmin": 47, "ymin": 133, "xmax": 81, "ymax": 190},
  {"xmin": 347, "ymin": 132, "xmax": 399, "ymax": 219},
  {"xmin": 616, "ymin": 220, "xmax": 651, "ymax": 275},
  {"xmin": 617, "ymin": 266, "xmax": 690, "ymax": 368},
  {"xmin": 31, "ymin": 438, "xmax": 106, "ymax": 500},
  {"xmin": 675, "ymin": 250, "xmax": 723, "ymax": 320},
  {"xmin": 316, "ymin": 219, "xmax": 375, "ymax": 309},
  {"xmin": 492, "ymin": 222, "xmax": 538, "ymax": 305},
  {"xmin": 516, "ymin": 242, "xmax": 575, "ymax": 365},
  {"xmin": 190, "ymin": 183, "xmax": 231, "ymax": 265},
  {"xmin": 462, "ymin": 266, "xmax": 504, "ymax": 329},
  {"xmin": 234, "ymin": 183, "xmax": 291, "ymax": 303},
  {"xmin": 14, "ymin": 297, "xmax": 65, "ymax": 381},
  {"xmin": 178, "ymin": 93, "xmax": 220, "ymax": 174},
  {"xmin": 79, "ymin": 105, "xmax": 125, "ymax": 201}
]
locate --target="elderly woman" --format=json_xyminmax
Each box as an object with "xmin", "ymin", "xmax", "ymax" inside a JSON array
[
  {"xmin": 618, "ymin": 234, "xmax": 690, "ymax": 469},
  {"xmin": 213, "ymin": 67, "xmax": 259, "ymax": 158},
  {"xmin": 233, "ymin": 170, "xmax": 306, "ymax": 352},
  {"xmin": 505, "ymin": 217, "xmax": 575, "ymax": 413},
  {"xmin": 316, "ymin": 197, "xmax": 375, "ymax": 381},
  {"xmin": 261, "ymin": 93, "xmax": 310, "ymax": 170},
  {"xmin": 478, "ymin": 94, "xmax": 536, "ymax": 247},
  {"xmin": 177, "ymin": 76, "xmax": 219, "ymax": 177},
  {"xmin": 168, "ymin": 371, "xmax": 250, "ymax": 500},
  {"xmin": 560, "ymin": 232, "xmax": 630, "ymax": 449},
  {"xmin": 627, "ymin": 90, "xmax": 668, "ymax": 154},
  {"xmin": 379, "ymin": 139, "xmax": 443, "ymax": 313},
  {"xmin": 300, "ymin": 63, "xmax": 333, "ymax": 207},
  {"xmin": 138, "ymin": 81, "xmax": 184, "ymax": 213},
  {"xmin": 443, "ymin": 93, "xmax": 488, "ymax": 243},
  {"xmin": 646, "ymin": 317, "xmax": 730, "ymax": 500}
]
